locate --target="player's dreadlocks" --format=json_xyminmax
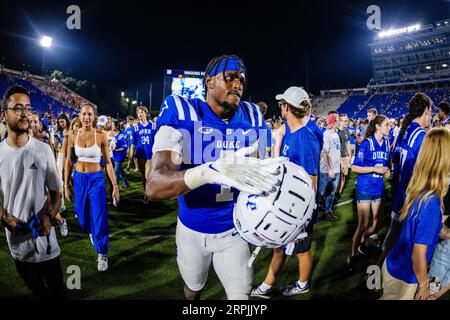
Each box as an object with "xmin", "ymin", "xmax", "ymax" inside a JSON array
[{"xmin": 203, "ymin": 54, "xmax": 247, "ymax": 90}]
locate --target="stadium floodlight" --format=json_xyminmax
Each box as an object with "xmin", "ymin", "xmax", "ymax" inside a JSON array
[
  {"xmin": 126, "ymin": 98, "xmax": 129, "ymax": 102},
  {"xmin": 425, "ymin": 66, "xmax": 432, "ymax": 70},
  {"xmin": 121, "ymin": 91, "xmax": 125, "ymax": 97},
  {"xmin": 40, "ymin": 36, "xmax": 53, "ymax": 48},
  {"xmin": 442, "ymin": 64, "xmax": 448, "ymax": 68},
  {"xmin": 378, "ymin": 24, "xmax": 421, "ymax": 38},
  {"xmin": 132, "ymin": 100, "xmax": 137, "ymax": 105}
]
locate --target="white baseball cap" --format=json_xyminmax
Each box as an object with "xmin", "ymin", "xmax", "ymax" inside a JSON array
[
  {"xmin": 97, "ymin": 115, "xmax": 107, "ymax": 127},
  {"xmin": 275, "ymin": 86, "xmax": 310, "ymax": 109}
]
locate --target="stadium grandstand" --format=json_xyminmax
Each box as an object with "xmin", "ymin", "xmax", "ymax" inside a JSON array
[
  {"xmin": 313, "ymin": 18, "xmax": 450, "ymax": 119},
  {"xmin": 0, "ymin": 67, "xmax": 92, "ymax": 116}
]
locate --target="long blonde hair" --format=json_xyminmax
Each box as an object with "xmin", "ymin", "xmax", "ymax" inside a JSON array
[{"xmin": 400, "ymin": 128, "xmax": 450, "ymax": 220}]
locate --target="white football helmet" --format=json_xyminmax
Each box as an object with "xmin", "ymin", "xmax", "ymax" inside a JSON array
[{"xmin": 233, "ymin": 161, "xmax": 316, "ymax": 248}]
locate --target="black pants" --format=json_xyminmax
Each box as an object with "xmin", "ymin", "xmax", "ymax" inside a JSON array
[{"xmin": 14, "ymin": 256, "xmax": 68, "ymax": 300}]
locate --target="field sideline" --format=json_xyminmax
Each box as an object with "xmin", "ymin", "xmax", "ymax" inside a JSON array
[{"xmin": 0, "ymin": 169, "xmax": 448, "ymax": 300}]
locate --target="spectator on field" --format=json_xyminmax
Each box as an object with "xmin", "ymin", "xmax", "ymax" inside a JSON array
[
  {"xmin": 381, "ymin": 128, "xmax": 450, "ymax": 300},
  {"xmin": 319, "ymin": 114, "xmax": 341, "ymax": 222}
]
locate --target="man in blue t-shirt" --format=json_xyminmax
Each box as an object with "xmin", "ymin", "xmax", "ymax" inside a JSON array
[
  {"xmin": 379, "ymin": 93, "xmax": 433, "ymax": 265},
  {"xmin": 146, "ymin": 55, "xmax": 285, "ymax": 300},
  {"xmin": 251, "ymin": 86, "xmax": 320, "ymax": 299}
]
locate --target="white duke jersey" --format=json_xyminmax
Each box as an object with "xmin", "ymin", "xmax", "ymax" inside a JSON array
[
  {"xmin": 0, "ymin": 138, "xmax": 62, "ymax": 262},
  {"xmin": 156, "ymin": 94, "xmax": 271, "ymax": 234}
]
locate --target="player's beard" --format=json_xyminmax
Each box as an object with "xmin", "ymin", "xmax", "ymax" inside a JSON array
[{"xmin": 222, "ymin": 101, "xmax": 238, "ymax": 120}]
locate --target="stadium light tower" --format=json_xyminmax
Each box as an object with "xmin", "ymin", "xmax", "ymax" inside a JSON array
[{"xmin": 40, "ymin": 35, "xmax": 53, "ymax": 75}]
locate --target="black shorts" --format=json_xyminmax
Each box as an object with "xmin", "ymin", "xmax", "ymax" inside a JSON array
[{"xmin": 291, "ymin": 223, "xmax": 314, "ymax": 255}]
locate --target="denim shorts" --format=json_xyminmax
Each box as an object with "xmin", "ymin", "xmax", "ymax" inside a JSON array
[
  {"xmin": 356, "ymin": 191, "xmax": 382, "ymax": 203},
  {"xmin": 429, "ymin": 240, "xmax": 450, "ymax": 287}
]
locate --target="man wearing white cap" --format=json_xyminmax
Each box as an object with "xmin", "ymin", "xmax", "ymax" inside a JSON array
[{"xmin": 251, "ymin": 86, "xmax": 320, "ymax": 298}]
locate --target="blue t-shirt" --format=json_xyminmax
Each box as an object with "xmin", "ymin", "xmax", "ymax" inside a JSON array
[
  {"xmin": 113, "ymin": 132, "xmax": 128, "ymax": 163},
  {"xmin": 391, "ymin": 122, "xmax": 426, "ymax": 217},
  {"xmin": 353, "ymin": 135, "xmax": 390, "ymax": 196},
  {"xmin": 387, "ymin": 194, "xmax": 442, "ymax": 284},
  {"xmin": 281, "ymin": 123, "xmax": 320, "ymax": 224},
  {"xmin": 307, "ymin": 119, "xmax": 324, "ymax": 151},
  {"xmin": 156, "ymin": 94, "xmax": 270, "ymax": 234},
  {"xmin": 281, "ymin": 126, "xmax": 320, "ymax": 176},
  {"xmin": 132, "ymin": 122, "xmax": 156, "ymax": 160},
  {"xmin": 125, "ymin": 126, "xmax": 135, "ymax": 148},
  {"xmin": 347, "ymin": 126, "xmax": 356, "ymax": 145}
]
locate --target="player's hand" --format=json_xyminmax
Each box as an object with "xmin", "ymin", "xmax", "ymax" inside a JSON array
[
  {"xmin": 384, "ymin": 169, "xmax": 391, "ymax": 179},
  {"xmin": 328, "ymin": 169, "xmax": 335, "ymax": 180},
  {"xmin": 184, "ymin": 144, "xmax": 288, "ymax": 195}
]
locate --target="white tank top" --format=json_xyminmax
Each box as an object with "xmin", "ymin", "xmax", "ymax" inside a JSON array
[{"xmin": 75, "ymin": 130, "xmax": 102, "ymax": 163}]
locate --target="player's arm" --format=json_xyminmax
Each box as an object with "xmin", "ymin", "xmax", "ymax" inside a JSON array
[{"xmin": 146, "ymin": 150, "xmax": 188, "ymax": 201}]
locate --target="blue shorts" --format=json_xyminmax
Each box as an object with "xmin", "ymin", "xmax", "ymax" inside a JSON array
[{"xmin": 356, "ymin": 191, "xmax": 382, "ymax": 203}]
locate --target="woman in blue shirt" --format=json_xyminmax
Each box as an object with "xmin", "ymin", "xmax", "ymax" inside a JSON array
[
  {"xmin": 382, "ymin": 128, "xmax": 450, "ymax": 300},
  {"xmin": 347, "ymin": 119, "xmax": 356, "ymax": 163},
  {"xmin": 348, "ymin": 115, "xmax": 391, "ymax": 267},
  {"xmin": 112, "ymin": 120, "xmax": 128, "ymax": 189}
]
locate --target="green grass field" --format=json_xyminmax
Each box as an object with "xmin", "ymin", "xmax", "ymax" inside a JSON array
[{"xmin": 0, "ymin": 170, "xmax": 448, "ymax": 300}]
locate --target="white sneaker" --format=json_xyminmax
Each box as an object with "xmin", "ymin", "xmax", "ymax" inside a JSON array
[
  {"xmin": 89, "ymin": 233, "xmax": 94, "ymax": 245},
  {"xmin": 97, "ymin": 254, "xmax": 108, "ymax": 272},
  {"xmin": 60, "ymin": 218, "xmax": 68, "ymax": 237}
]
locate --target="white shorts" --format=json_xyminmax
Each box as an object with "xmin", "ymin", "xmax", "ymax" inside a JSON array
[{"xmin": 175, "ymin": 218, "xmax": 253, "ymax": 300}]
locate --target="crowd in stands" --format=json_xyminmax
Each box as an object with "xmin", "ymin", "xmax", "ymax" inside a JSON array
[
  {"xmin": 0, "ymin": 69, "xmax": 84, "ymax": 120},
  {"xmin": 336, "ymin": 87, "xmax": 450, "ymax": 120}
]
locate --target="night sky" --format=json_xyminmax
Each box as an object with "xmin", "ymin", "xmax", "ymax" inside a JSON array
[{"xmin": 0, "ymin": 0, "xmax": 449, "ymax": 115}]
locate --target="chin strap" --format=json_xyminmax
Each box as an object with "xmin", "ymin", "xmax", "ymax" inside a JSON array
[{"xmin": 247, "ymin": 246, "xmax": 262, "ymax": 268}]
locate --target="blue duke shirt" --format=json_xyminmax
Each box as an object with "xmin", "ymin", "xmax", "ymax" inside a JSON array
[
  {"xmin": 353, "ymin": 135, "xmax": 390, "ymax": 196},
  {"xmin": 391, "ymin": 122, "xmax": 426, "ymax": 217},
  {"xmin": 307, "ymin": 119, "xmax": 324, "ymax": 151},
  {"xmin": 132, "ymin": 122, "xmax": 156, "ymax": 160},
  {"xmin": 387, "ymin": 194, "xmax": 442, "ymax": 284},
  {"xmin": 113, "ymin": 132, "xmax": 128, "ymax": 163},
  {"xmin": 125, "ymin": 126, "xmax": 135, "ymax": 148},
  {"xmin": 156, "ymin": 94, "xmax": 270, "ymax": 234}
]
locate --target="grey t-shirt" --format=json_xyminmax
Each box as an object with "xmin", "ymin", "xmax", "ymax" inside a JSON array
[
  {"xmin": 338, "ymin": 128, "xmax": 350, "ymax": 157},
  {"xmin": 320, "ymin": 130, "xmax": 341, "ymax": 173}
]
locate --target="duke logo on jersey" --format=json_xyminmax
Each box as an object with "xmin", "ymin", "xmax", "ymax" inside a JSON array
[
  {"xmin": 353, "ymin": 136, "xmax": 391, "ymax": 196},
  {"xmin": 156, "ymin": 94, "xmax": 271, "ymax": 234}
]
